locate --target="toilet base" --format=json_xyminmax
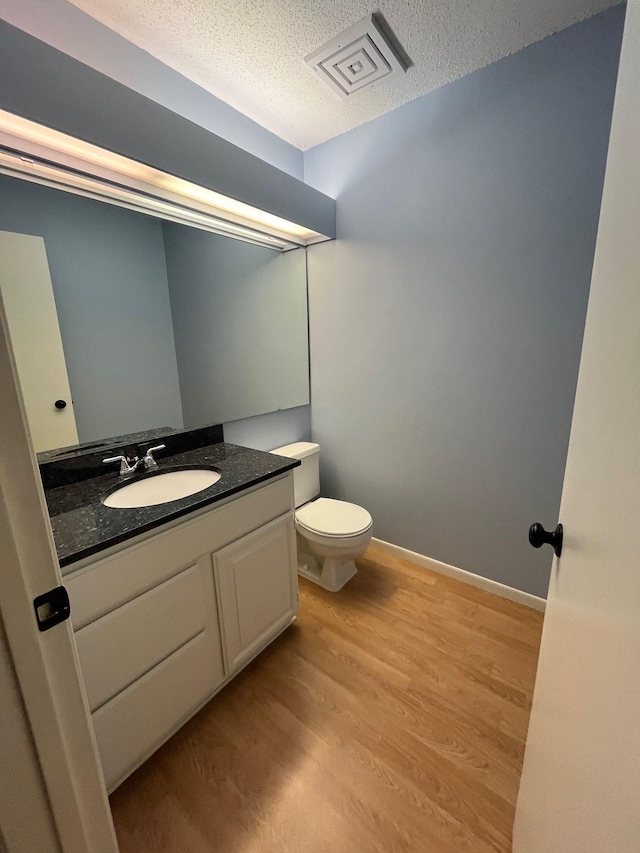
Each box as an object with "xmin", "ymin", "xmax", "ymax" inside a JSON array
[{"xmin": 298, "ymin": 557, "xmax": 358, "ymax": 592}]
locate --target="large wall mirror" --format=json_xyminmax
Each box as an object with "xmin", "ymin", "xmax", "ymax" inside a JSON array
[{"xmin": 0, "ymin": 172, "xmax": 310, "ymax": 453}]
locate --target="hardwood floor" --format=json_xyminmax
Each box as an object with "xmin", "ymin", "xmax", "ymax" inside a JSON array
[{"xmin": 110, "ymin": 544, "xmax": 544, "ymax": 853}]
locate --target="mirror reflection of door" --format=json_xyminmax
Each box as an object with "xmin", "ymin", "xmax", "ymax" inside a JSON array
[{"xmin": 0, "ymin": 230, "xmax": 78, "ymax": 452}]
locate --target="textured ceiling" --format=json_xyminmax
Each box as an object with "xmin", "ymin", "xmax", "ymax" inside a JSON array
[{"xmin": 67, "ymin": 0, "xmax": 619, "ymax": 149}]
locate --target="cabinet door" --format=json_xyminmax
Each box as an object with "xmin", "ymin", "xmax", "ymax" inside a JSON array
[{"xmin": 214, "ymin": 514, "xmax": 298, "ymax": 673}]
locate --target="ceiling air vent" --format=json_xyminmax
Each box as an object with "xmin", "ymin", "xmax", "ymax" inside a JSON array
[{"xmin": 305, "ymin": 14, "xmax": 406, "ymax": 100}]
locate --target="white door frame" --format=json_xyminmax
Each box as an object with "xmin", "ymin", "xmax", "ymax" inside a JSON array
[{"xmin": 0, "ymin": 288, "xmax": 117, "ymax": 851}]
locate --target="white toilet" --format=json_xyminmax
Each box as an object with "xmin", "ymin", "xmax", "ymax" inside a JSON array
[{"xmin": 271, "ymin": 442, "xmax": 373, "ymax": 592}]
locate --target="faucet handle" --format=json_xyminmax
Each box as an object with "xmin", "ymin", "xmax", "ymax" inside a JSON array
[
  {"xmin": 103, "ymin": 455, "xmax": 136, "ymax": 476},
  {"xmin": 143, "ymin": 444, "xmax": 166, "ymax": 469}
]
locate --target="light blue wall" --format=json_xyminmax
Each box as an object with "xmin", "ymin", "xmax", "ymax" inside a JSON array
[
  {"xmin": 0, "ymin": 0, "xmax": 303, "ymax": 179},
  {"xmin": 303, "ymin": 7, "xmax": 624, "ymax": 597},
  {"xmin": 0, "ymin": 174, "xmax": 184, "ymax": 443},
  {"xmin": 163, "ymin": 225, "xmax": 309, "ymax": 427}
]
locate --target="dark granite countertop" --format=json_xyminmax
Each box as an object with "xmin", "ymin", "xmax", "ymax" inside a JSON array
[{"xmin": 44, "ymin": 440, "xmax": 298, "ymax": 571}]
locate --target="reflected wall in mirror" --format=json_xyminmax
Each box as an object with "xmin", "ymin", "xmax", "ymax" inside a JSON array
[{"xmin": 0, "ymin": 173, "xmax": 309, "ymax": 453}]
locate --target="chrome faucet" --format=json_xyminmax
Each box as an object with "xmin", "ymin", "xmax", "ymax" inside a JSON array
[
  {"xmin": 102, "ymin": 454, "xmax": 143, "ymax": 476},
  {"xmin": 142, "ymin": 444, "xmax": 166, "ymax": 469},
  {"xmin": 103, "ymin": 444, "xmax": 166, "ymax": 476}
]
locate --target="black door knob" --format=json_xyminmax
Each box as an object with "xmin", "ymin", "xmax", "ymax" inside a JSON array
[
  {"xmin": 54, "ymin": 399, "xmax": 67, "ymax": 410},
  {"xmin": 529, "ymin": 522, "xmax": 563, "ymax": 558}
]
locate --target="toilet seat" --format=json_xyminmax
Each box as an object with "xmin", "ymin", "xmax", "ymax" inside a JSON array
[{"xmin": 295, "ymin": 498, "xmax": 372, "ymax": 538}]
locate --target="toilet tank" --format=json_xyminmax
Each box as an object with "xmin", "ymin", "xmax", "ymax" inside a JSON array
[{"xmin": 270, "ymin": 442, "xmax": 320, "ymax": 508}]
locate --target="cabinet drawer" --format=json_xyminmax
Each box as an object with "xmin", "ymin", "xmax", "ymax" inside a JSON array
[
  {"xmin": 67, "ymin": 475, "xmax": 293, "ymax": 629},
  {"xmin": 92, "ymin": 631, "xmax": 221, "ymax": 791},
  {"xmin": 75, "ymin": 562, "xmax": 207, "ymax": 712}
]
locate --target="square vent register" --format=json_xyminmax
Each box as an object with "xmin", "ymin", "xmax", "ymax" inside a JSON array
[{"xmin": 305, "ymin": 14, "xmax": 407, "ymax": 100}]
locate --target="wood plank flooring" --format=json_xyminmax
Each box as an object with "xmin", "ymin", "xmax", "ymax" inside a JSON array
[{"xmin": 110, "ymin": 544, "xmax": 544, "ymax": 853}]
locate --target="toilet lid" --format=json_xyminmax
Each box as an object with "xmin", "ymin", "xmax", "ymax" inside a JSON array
[{"xmin": 296, "ymin": 498, "xmax": 372, "ymax": 537}]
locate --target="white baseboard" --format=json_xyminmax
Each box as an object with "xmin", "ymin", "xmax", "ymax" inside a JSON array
[{"xmin": 370, "ymin": 537, "xmax": 546, "ymax": 612}]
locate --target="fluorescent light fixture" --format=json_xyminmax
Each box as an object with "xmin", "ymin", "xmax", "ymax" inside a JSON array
[
  {"xmin": 0, "ymin": 149, "xmax": 292, "ymax": 250},
  {"xmin": 0, "ymin": 110, "xmax": 327, "ymax": 251}
]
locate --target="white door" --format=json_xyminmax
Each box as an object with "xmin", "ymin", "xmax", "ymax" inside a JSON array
[
  {"xmin": 513, "ymin": 2, "xmax": 640, "ymax": 850},
  {"xmin": 0, "ymin": 264, "xmax": 117, "ymax": 850},
  {"xmin": 0, "ymin": 230, "xmax": 78, "ymax": 452}
]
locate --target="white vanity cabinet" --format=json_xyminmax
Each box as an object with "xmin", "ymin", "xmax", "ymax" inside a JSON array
[{"xmin": 64, "ymin": 474, "xmax": 297, "ymax": 791}]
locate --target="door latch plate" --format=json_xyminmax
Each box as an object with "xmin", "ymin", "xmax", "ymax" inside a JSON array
[{"xmin": 33, "ymin": 586, "xmax": 71, "ymax": 632}]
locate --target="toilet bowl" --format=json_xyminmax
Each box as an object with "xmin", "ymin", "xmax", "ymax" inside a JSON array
[{"xmin": 270, "ymin": 443, "xmax": 373, "ymax": 592}]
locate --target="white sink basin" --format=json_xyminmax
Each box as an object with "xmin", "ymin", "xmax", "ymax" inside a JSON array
[{"xmin": 103, "ymin": 469, "xmax": 221, "ymax": 508}]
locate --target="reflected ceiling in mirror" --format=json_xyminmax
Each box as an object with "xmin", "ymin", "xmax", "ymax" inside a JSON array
[{"xmin": 0, "ymin": 172, "xmax": 309, "ymax": 453}]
